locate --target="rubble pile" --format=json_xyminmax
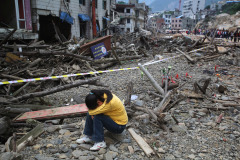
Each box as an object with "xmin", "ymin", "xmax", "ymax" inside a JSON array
[
  {"xmin": 197, "ymin": 11, "xmax": 240, "ymax": 30},
  {"xmin": 0, "ymin": 29, "xmax": 240, "ymax": 160}
]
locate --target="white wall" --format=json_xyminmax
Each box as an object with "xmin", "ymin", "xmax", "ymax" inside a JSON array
[
  {"xmin": 32, "ymin": 0, "xmax": 90, "ymax": 38},
  {"xmin": 183, "ymin": 0, "xmax": 205, "ymax": 19},
  {"xmin": 32, "ymin": 0, "xmax": 111, "ymax": 39},
  {"xmin": 96, "ymin": 0, "xmax": 111, "ymax": 35}
]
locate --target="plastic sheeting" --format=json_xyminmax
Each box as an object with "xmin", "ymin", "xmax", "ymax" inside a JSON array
[
  {"xmin": 60, "ymin": 12, "xmax": 74, "ymax": 24},
  {"xmin": 78, "ymin": 14, "xmax": 91, "ymax": 21}
]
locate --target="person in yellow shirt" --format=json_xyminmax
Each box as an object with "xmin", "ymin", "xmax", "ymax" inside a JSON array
[{"xmin": 76, "ymin": 89, "xmax": 128, "ymax": 151}]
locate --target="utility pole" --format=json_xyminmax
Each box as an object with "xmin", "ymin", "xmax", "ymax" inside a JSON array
[
  {"xmin": 92, "ymin": 0, "xmax": 97, "ymax": 37},
  {"xmin": 179, "ymin": 0, "xmax": 181, "ymax": 10}
]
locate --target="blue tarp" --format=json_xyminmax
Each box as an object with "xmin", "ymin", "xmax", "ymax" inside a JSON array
[
  {"xmin": 103, "ymin": 17, "xmax": 110, "ymax": 21},
  {"xmin": 176, "ymin": 15, "xmax": 183, "ymax": 18},
  {"xmin": 78, "ymin": 14, "xmax": 91, "ymax": 21},
  {"xmin": 60, "ymin": 12, "xmax": 74, "ymax": 24}
]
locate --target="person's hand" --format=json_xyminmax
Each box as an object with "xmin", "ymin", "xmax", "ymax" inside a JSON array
[{"xmin": 91, "ymin": 115, "xmax": 94, "ymax": 120}]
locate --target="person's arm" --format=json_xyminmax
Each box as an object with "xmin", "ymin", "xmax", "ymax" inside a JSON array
[{"xmin": 88, "ymin": 101, "xmax": 112, "ymax": 115}]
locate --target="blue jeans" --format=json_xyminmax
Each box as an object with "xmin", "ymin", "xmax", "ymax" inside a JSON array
[{"xmin": 83, "ymin": 113, "xmax": 126, "ymax": 142}]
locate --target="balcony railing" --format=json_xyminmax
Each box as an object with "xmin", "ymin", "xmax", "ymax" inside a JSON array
[{"xmin": 119, "ymin": 13, "xmax": 136, "ymax": 19}]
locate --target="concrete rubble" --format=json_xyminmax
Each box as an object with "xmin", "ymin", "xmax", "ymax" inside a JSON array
[{"xmin": 0, "ymin": 18, "xmax": 240, "ymax": 160}]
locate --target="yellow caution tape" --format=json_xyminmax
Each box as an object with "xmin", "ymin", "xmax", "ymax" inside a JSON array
[{"xmin": 0, "ymin": 55, "xmax": 181, "ymax": 85}]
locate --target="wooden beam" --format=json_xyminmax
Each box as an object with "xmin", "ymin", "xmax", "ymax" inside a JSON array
[
  {"xmin": 176, "ymin": 48, "xmax": 195, "ymax": 64},
  {"xmin": 138, "ymin": 64, "xmax": 165, "ymax": 95},
  {"xmin": 0, "ymin": 29, "xmax": 17, "ymax": 46},
  {"xmin": 128, "ymin": 128, "xmax": 155, "ymax": 157},
  {"xmin": 10, "ymin": 77, "xmax": 99, "ymax": 102},
  {"xmin": 16, "ymin": 124, "xmax": 44, "ymax": 152}
]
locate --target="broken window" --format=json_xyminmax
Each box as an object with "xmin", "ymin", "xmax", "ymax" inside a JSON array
[
  {"xmin": 80, "ymin": 20, "xmax": 87, "ymax": 38},
  {"xmin": 102, "ymin": 19, "xmax": 107, "ymax": 35},
  {"xmin": 79, "ymin": 0, "xmax": 85, "ymax": 5},
  {"xmin": 103, "ymin": 0, "xmax": 106, "ymax": 10},
  {"xmin": 39, "ymin": 15, "xmax": 71, "ymax": 43},
  {"xmin": 0, "ymin": 0, "xmax": 18, "ymax": 28},
  {"xmin": 136, "ymin": 10, "xmax": 139, "ymax": 17},
  {"xmin": 17, "ymin": 0, "xmax": 26, "ymax": 29}
]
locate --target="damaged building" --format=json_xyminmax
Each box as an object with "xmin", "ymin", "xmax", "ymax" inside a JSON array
[
  {"xmin": 0, "ymin": 0, "xmax": 38, "ymax": 41},
  {"xmin": 0, "ymin": 0, "xmax": 115, "ymax": 42},
  {"xmin": 116, "ymin": 0, "xmax": 148, "ymax": 33}
]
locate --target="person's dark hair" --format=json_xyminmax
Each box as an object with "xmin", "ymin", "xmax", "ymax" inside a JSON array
[{"xmin": 85, "ymin": 90, "xmax": 113, "ymax": 110}]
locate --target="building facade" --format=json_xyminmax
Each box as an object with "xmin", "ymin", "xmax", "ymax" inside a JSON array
[
  {"xmin": 182, "ymin": 0, "xmax": 206, "ymax": 19},
  {"xmin": 156, "ymin": 18, "xmax": 165, "ymax": 31},
  {"xmin": 115, "ymin": 0, "xmax": 148, "ymax": 33},
  {"xmin": 0, "ymin": 0, "xmax": 38, "ymax": 40},
  {"xmin": 181, "ymin": 17, "xmax": 195, "ymax": 31},
  {"xmin": 0, "ymin": 0, "xmax": 114, "ymax": 41},
  {"xmin": 162, "ymin": 13, "xmax": 172, "ymax": 29},
  {"xmin": 171, "ymin": 18, "xmax": 182, "ymax": 30}
]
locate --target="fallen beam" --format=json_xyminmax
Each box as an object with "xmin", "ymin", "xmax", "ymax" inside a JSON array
[
  {"xmin": 13, "ymin": 104, "xmax": 88, "ymax": 122},
  {"xmin": 138, "ymin": 64, "xmax": 165, "ymax": 95},
  {"xmin": 10, "ymin": 77, "xmax": 99, "ymax": 102},
  {"xmin": 0, "ymin": 28, "xmax": 17, "ymax": 46},
  {"xmin": 176, "ymin": 48, "xmax": 195, "ymax": 64},
  {"xmin": 0, "ymin": 51, "xmax": 93, "ymax": 62},
  {"xmin": 128, "ymin": 128, "xmax": 155, "ymax": 157},
  {"xmin": 16, "ymin": 124, "xmax": 44, "ymax": 152},
  {"xmin": 93, "ymin": 55, "xmax": 142, "ymax": 64}
]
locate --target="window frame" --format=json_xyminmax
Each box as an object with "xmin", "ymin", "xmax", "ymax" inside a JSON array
[{"xmin": 79, "ymin": 0, "xmax": 85, "ymax": 5}]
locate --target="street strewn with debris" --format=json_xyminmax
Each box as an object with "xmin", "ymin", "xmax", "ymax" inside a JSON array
[
  {"xmin": 0, "ymin": 0, "xmax": 240, "ymax": 160},
  {"xmin": 0, "ymin": 28, "xmax": 239, "ymax": 159}
]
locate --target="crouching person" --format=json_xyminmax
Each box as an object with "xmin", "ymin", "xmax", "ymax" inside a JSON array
[{"xmin": 76, "ymin": 90, "xmax": 128, "ymax": 151}]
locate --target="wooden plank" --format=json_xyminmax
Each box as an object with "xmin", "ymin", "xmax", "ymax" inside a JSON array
[
  {"xmin": 176, "ymin": 48, "xmax": 195, "ymax": 64},
  {"xmin": 16, "ymin": 124, "xmax": 44, "ymax": 146},
  {"xmin": 179, "ymin": 89, "xmax": 203, "ymax": 99},
  {"xmin": 128, "ymin": 128, "xmax": 154, "ymax": 157},
  {"xmin": 13, "ymin": 104, "xmax": 88, "ymax": 122}
]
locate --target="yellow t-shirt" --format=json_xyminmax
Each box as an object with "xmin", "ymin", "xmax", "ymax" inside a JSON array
[{"xmin": 88, "ymin": 93, "xmax": 128, "ymax": 125}]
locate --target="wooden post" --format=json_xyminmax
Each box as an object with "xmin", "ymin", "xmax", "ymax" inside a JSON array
[
  {"xmin": 112, "ymin": 36, "xmax": 122, "ymax": 65},
  {"xmin": 138, "ymin": 64, "xmax": 165, "ymax": 95}
]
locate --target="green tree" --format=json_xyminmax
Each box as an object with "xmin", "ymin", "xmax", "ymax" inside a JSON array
[
  {"xmin": 205, "ymin": 5, "xmax": 210, "ymax": 9},
  {"xmin": 221, "ymin": 3, "xmax": 240, "ymax": 15}
]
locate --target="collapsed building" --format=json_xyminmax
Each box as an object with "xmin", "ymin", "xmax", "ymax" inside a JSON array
[{"xmin": 0, "ymin": 0, "xmax": 116, "ymax": 42}]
